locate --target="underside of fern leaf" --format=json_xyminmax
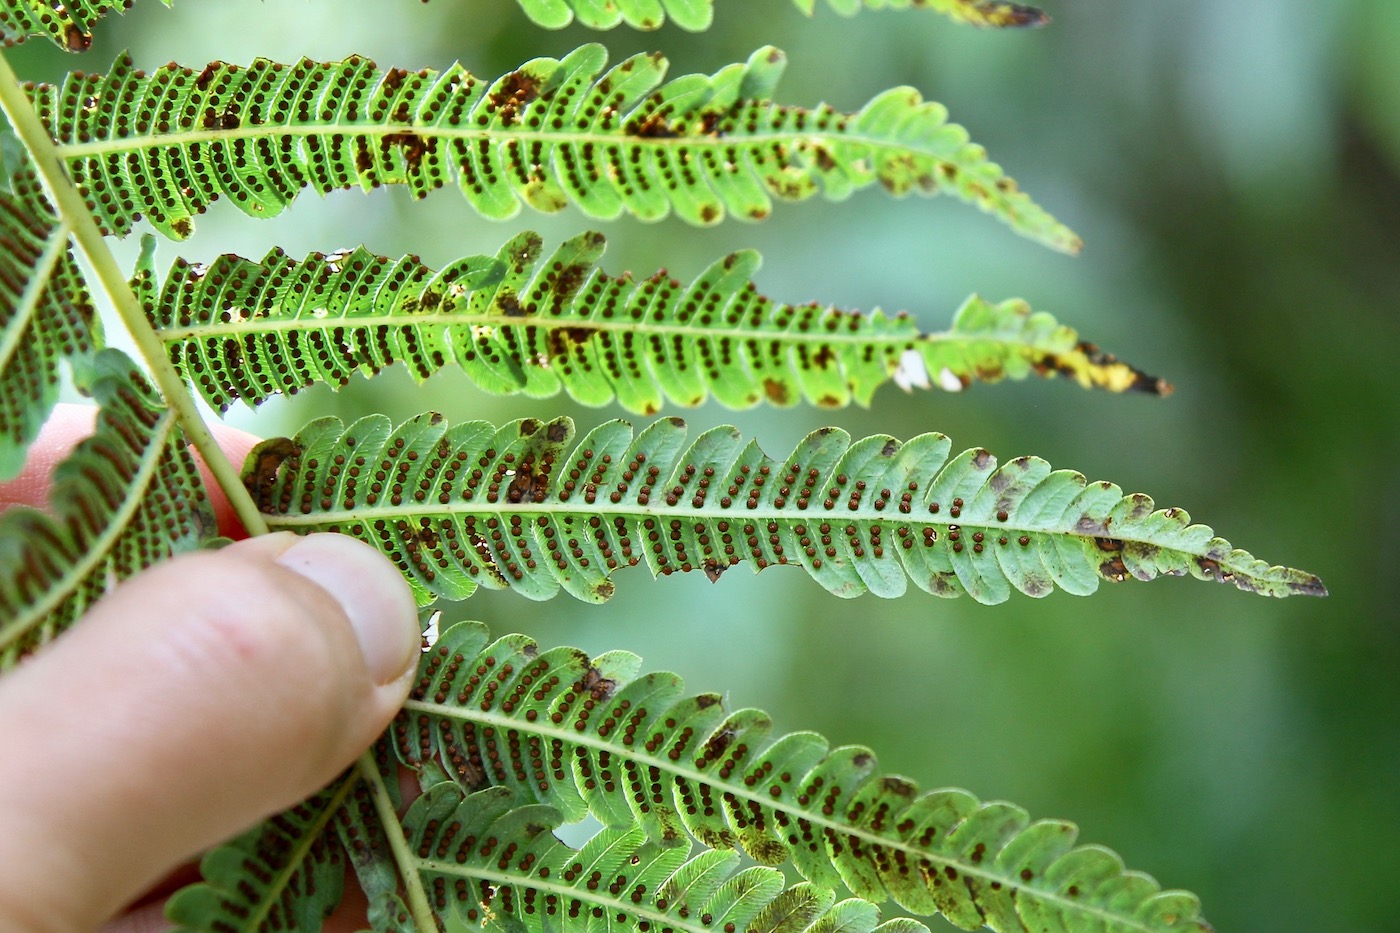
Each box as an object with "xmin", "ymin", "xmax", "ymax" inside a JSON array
[
  {"xmin": 388, "ymin": 619, "xmax": 1212, "ymax": 933},
  {"xmin": 144, "ymin": 230, "xmax": 1164, "ymax": 415},
  {"xmin": 165, "ymin": 775, "xmax": 353, "ymax": 932},
  {"xmin": 0, "ymin": 163, "xmax": 100, "ymax": 478},
  {"xmin": 518, "ymin": 0, "xmax": 1049, "ymax": 31},
  {"xmin": 0, "ymin": 0, "xmax": 165, "ymax": 52},
  {"xmin": 0, "ymin": 0, "xmax": 1047, "ymax": 50},
  {"xmin": 27, "ymin": 45, "xmax": 1080, "ymax": 251},
  {"xmin": 0, "ymin": 349, "xmax": 213, "ymax": 669},
  {"xmin": 404, "ymin": 782, "xmax": 930, "ymax": 933},
  {"xmin": 246, "ymin": 412, "xmax": 1324, "ymax": 606}
]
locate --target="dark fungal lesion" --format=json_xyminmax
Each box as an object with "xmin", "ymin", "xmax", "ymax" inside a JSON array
[{"xmin": 242, "ymin": 436, "xmax": 301, "ymax": 511}]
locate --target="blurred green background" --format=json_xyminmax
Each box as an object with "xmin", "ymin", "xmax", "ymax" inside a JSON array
[{"xmin": 14, "ymin": 1, "xmax": 1399, "ymax": 929}]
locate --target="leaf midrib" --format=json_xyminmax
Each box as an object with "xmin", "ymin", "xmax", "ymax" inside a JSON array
[
  {"xmin": 413, "ymin": 854, "xmax": 710, "ymax": 933},
  {"xmin": 55, "ymin": 122, "xmax": 955, "ymax": 165},
  {"xmin": 264, "ymin": 499, "xmax": 1194, "ymax": 559},
  {"xmin": 404, "ymin": 699, "xmax": 1155, "ymax": 933},
  {"xmin": 156, "ymin": 309, "xmax": 1041, "ymax": 352}
]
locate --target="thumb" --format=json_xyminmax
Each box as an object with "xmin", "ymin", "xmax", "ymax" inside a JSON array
[{"xmin": 0, "ymin": 532, "xmax": 420, "ymax": 932}]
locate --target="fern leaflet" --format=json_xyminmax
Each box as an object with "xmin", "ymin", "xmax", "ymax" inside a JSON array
[
  {"xmin": 0, "ymin": 0, "xmax": 173, "ymax": 52},
  {"xmin": 143, "ymin": 230, "xmax": 1163, "ymax": 416},
  {"xmin": 0, "ymin": 164, "xmax": 100, "ymax": 478},
  {"xmin": 0, "ymin": 0, "xmax": 1047, "ymax": 50},
  {"xmin": 165, "ymin": 775, "xmax": 353, "ymax": 932},
  {"xmin": 517, "ymin": 0, "xmax": 1049, "ymax": 31},
  {"xmin": 27, "ymin": 45, "xmax": 1080, "ymax": 251},
  {"xmin": 0, "ymin": 349, "xmax": 213, "ymax": 669},
  {"xmin": 246, "ymin": 412, "xmax": 1324, "ymax": 606},
  {"xmin": 390, "ymin": 619, "xmax": 1212, "ymax": 933},
  {"xmin": 403, "ymin": 782, "xmax": 931, "ymax": 933}
]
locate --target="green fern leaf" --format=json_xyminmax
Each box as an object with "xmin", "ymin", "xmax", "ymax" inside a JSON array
[
  {"xmin": 391, "ymin": 619, "xmax": 1212, "ymax": 933},
  {"xmin": 517, "ymin": 0, "xmax": 1048, "ymax": 31},
  {"xmin": 246, "ymin": 412, "xmax": 1323, "ymax": 606},
  {"xmin": 0, "ymin": 0, "xmax": 170, "ymax": 52},
  {"xmin": 30, "ymin": 46, "xmax": 1080, "ymax": 251},
  {"xmin": 0, "ymin": 164, "xmax": 100, "ymax": 479},
  {"xmin": 145, "ymin": 230, "xmax": 1162, "ymax": 415},
  {"xmin": 0, "ymin": 349, "xmax": 213, "ymax": 669},
  {"xmin": 0, "ymin": 0, "xmax": 1045, "ymax": 48},
  {"xmin": 406, "ymin": 781, "xmax": 930, "ymax": 933},
  {"xmin": 166, "ymin": 775, "xmax": 352, "ymax": 932}
]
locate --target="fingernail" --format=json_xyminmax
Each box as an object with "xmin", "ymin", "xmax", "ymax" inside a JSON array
[{"xmin": 275, "ymin": 534, "xmax": 418, "ymax": 684}]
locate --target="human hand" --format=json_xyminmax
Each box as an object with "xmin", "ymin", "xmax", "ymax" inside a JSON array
[{"xmin": 0, "ymin": 406, "xmax": 420, "ymax": 931}]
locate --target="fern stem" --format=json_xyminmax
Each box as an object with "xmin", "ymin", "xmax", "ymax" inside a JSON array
[
  {"xmin": 356, "ymin": 751, "xmax": 438, "ymax": 932},
  {"xmin": 0, "ymin": 49, "xmax": 269, "ymax": 537}
]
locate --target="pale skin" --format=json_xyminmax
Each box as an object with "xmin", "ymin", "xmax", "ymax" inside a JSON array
[{"xmin": 0, "ymin": 406, "xmax": 420, "ymax": 931}]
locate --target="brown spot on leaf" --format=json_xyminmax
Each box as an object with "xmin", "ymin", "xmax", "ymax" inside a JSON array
[
  {"xmin": 507, "ymin": 466, "xmax": 549, "ymax": 504},
  {"xmin": 703, "ymin": 559, "xmax": 728, "ymax": 583},
  {"xmin": 629, "ymin": 113, "xmax": 679, "ymax": 138},
  {"xmin": 1099, "ymin": 556, "xmax": 1128, "ymax": 581},
  {"xmin": 581, "ymin": 667, "xmax": 617, "ymax": 700},
  {"xmin": 243, "ymin": 437, "xmax": 301, "ymax": 509},
  {"xmin": 490, "ymin": 70, "xmax": 541, "ymax": 109},
  {"xmin": 63, "ymin": 25, "xmax": 92, "ymax": 51},
  {"xmin": 383, "ymin": 132, "xmax": 430, "ymax": 171},
  {"xmin": 554, "ymin": 261, "xmax": 590, "ymax": 298}
]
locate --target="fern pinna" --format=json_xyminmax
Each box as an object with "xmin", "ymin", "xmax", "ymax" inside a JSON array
[
  {"xmin": 26, "ymin": 45, "xmax": 1079, "ymax": 251},
  {"xmin": 0, "ymin": 1, "xmax": 1049, "ymax": 51},
  {"xmin": 0, "ymin": 2, "xmax": 1326, "ymax": 932},
  {"xmin": 141, "ymin": 230, "xmax": 1166, "ymax": 416},
  {"xmin": 245, "ymin": 413, "xmax": 1322, "ymax": 605}
]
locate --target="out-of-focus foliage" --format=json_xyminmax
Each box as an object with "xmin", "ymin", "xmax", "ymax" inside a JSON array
[{"xmin": 8, "ymin": 1, "xmax": 1390, "ymax": 929}]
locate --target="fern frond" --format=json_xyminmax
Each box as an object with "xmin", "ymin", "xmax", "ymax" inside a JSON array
[
  {"xmin": 0, "ymin": 165, "xmax": 100, "ymax": 478},
  {"xmin": 0, "ymin": 349, "xmax": 213, "ymax": 669},
  {"xmin": 145, "ymin": 230, "xmax": 1162, "ymax": 415},
  {"xmin": 407, "ymin": 782, "xmax": 929, "ymax": 933},
  {"xmin": 517, "ymin": 0, "xmax": 1048, "ymax": 31},
  {"xmin": 391, "ymin": 620, "xmax": 1212, "ymax": 933},
  {"xmin": 0, "ymin": 0, "xmax": 166, "ymax": 52},
  {"xmin": 248, "ymin": 413, "xmax": 1324, "ymax": 606},
  {"xmin": 166, "ymin": 776, "xmax": 352, "ymax": 932},
  {"xmin": 30, "ymin": 46, "xmax": 1080, "ymax": 251}
]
